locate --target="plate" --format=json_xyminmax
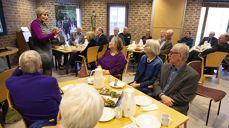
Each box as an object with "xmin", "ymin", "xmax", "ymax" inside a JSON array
[
  {"xmin": 136, "ymin": 114, "xmax": 161, "ymax": 128},
  {"xmin": 135, "ymin": 96, "xmax": 152, "ymax": 106},
  {"xmin": 87, "ymin": 77, "xmax": 106, "ymax": 85},
  {"xmin": 109, "ymin": 81, "xmax": 125, "ymax": 88},
  {"xmin": 99, "ymin": 107, "xmax": 115, "ymax": 122}
]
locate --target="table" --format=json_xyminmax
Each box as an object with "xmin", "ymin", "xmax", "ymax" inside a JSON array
[
  {"xmin": 0, "ymin": 47, "xmax": 18, "ymax": 69},
  {"xmin": 59, "ymin": 76, "xmax": 188, "ymax": 128}
]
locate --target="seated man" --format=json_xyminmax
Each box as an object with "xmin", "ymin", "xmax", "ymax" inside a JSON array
[
  {"xmin": 159, "ymin": 29, "xmax": 173, "ymax": 63},
  {"xmin": 152, "ymin": 43, "xmax": 199, "ymax": 115},
  {"xmin": 109, "ymin": 27, "xmax": 125, "ymax": 45},
  {"xmin": 141, "ymin": 29, "xmax": 152, "ymax": 44},
  {"xmin": 29, "ymin": 84, "xmax": 104, "ymax": 128},
  {"xmin": 158, "ymin": 30, "xmax": 166, "ymax": 44},
  {"xmin": 6, "ymin": 50, "xmax": 61, "ymax": 127},
  {"xmin": 95, "ymin": 27, "xmax": 108, "ymax": 52},
  {"xmin": 119, "ymin": 27, "xmax": 131, "ymax": 46},
  {"xmin": 177, "ymin": 31, "xmax": 193, "ymax": 49},
  {"xmin": 198, "ymin": 31, "xmax": 218, "ymax": 47},
  {"xmin": 69, "ymin": 26, "xmax": 85, "ymax": 45}
]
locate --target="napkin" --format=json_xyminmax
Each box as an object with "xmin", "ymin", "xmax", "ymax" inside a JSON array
[
  {"xmin": 61, "ymin": 84, "xmax": 73, "ymax": 91},
  {"xmin": 140, "ymin": 104, "xmax": 158, "ymax": 111},
  {"xmin": 123, "ymin": 123, "xmax": 138, "ymax": 128}
]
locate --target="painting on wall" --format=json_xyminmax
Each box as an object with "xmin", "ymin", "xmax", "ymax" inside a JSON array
[{"xmin": 0, "ymin": 1, "xmax": 7, "ymax": 35}]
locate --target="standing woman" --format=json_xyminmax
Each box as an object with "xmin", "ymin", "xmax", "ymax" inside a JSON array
[{"xmin": 30, "ymin": 7, "xmax": 60, "ymax": 76}]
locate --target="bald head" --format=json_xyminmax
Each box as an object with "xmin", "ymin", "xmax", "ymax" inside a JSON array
[
  {"xmin": 209, "ymin": 31, "xmax": 215, "ymax": 38},
  {"xmin": 123, "ymin": 27, "xmax": 128, "ymax": 34}
]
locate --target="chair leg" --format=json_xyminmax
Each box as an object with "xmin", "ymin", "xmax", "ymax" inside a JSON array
[
  {"xmin": 218, "ymin": 67, "xmax": 220, "ymax": 84},
  {"xmin": 217, "ymin": 100, "xmax": 222, "ymax": 115},
  {"xmin": 206, "ymin": 100, "xmax": 212, "ymax": 126}
]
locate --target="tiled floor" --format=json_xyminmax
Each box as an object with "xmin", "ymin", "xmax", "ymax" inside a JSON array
[{"xmin": 5, "ymin": 68, "xmax": 229, "ymax": 128}]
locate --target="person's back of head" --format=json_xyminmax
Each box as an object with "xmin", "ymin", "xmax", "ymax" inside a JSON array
[{"xmin": 59, "ymin": 84, "xmax": 104, "ymax": 128}]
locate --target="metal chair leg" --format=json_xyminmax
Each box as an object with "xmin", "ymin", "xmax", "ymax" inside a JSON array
[
  {"xmin": 206, "ymin": 100, "xmax": 212, "ymax": 126},
  {"xmin": 217, "ymin": 100, "xmax": 222, "ymax": 115}
]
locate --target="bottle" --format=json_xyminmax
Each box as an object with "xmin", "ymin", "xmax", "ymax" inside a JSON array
[{"xmin": 94, "ymin": 67, "xmax": 104, "ymax": 89}]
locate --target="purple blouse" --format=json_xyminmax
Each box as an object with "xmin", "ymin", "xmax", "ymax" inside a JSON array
[
  {"xmin": 31, "ymin": 19, "xmax": 55, "ymax": 42},
  {"xmin": 6, "ymin": 68, "xmax": 61, "ymax": 126},
  {"xmin": 97, "ymin": 50, "xmax": 126, "ymax": 75}
]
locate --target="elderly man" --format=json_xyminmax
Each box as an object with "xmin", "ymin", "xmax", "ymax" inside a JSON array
[
  {"xmin": 142, "ymin": 29, "xmax": 152, "ymax": 44},
  {"xmin": 159, "ymin": 29, "xmax": 173, "ymax": 62},
  {"xmin": 69, "ymin": 26, "xmax": 85, "ymax": 45},
  {"xmin": 153, "ymin": 43, "xmax": 199, "ymax": 115},
  {"xmin": 109, "ymin": 27, "xmax": 125, "ymax": 44},
  {"xmin": 198, "ymin": 31, "xmax": 218, "ymax": 47},
  {"xmin": 29, "ymin": 84, "xmax": 104, "ymax": 128},
  {"xmin": 158, "ymin": 30, "xmax": 166, "ymax": 43},
  {"xmin": 119, "ymin": 27, "xmax": 131, "ymax": 45},
  {"xmin": 95, "ymin": 27, "xmax": 108, "ymax": 51},
  {"xmin": 6, "ymin": 50, "xmax": 61, "ymax": 127}
]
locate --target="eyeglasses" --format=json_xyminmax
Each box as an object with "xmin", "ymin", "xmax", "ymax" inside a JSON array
[{"xmin": 169, "ymin": 51, "xmax": 180, "ymax": 55}]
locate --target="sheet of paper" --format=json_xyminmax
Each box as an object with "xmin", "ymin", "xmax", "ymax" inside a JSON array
[
  {"xmin": 21, "ymin": 27, "xmax": 30, "ymax": 32},
  {"xmin": 123, "ymin": 123, "xmax": 138, "ymax": 128}
]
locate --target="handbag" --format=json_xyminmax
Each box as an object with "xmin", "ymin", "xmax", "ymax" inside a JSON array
[{"xmin": 77, "ymin": 64, "xmax": 87, "ymax": 77}]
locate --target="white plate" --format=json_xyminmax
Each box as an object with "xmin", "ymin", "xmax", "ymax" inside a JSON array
[
  {"xmin": 136, "ymin": 114, "xmax": 161, "ymax": 128},
  {"xmin": 109, "ymin": 81, "xmax": 125, "ymax": 88},
  {"xmin": 135, "ymin": 96, "xmax": 152, "ymax": 106},
  {"xmin": 99, "ymin": 107, "xmax": 115, "ymax": 122},
  {"xmin": 88, "ymin": 77, "xmax": 105, "ymax": 85}
]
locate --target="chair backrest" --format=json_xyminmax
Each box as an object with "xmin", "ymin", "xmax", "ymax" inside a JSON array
[
  {"xmin": 7, "ymin": 92, "xmax": 27, "ymax": 128},
  {"xmin": 205, "ymin": 52, "xmax": 228, "ymax": 67},
  {"xmin": 188, "ymin": 61, "xmax": 203, "ymax": 83},
  {"xmin": 87, "ymin": 46, "xmax": 100, "ymax": 63},
  {"xmin": 121, "ymin": 46, "xmax": 128, "ymax": 59},
  {"xmin": 98, "ymin": 44, "xmax": 108, "ymax": 59},
  {"xmin": 0, "ymin": 68, "xmax": 16, "ymax": 102}
]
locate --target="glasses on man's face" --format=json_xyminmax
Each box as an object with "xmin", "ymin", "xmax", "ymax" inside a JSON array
[{"xmin": 169, "ymin": 51, "xmax": 180, "ymax": 55}]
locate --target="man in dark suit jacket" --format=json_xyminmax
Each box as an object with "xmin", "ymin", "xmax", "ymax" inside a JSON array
[
  {"xmin": 69, "ymin": 26, "xmax": 85, "ymax": 45},
  {"xmin": 109, "ymin": 27, "xmax": 125, "ymax": 45},
  {"xmin": 159, "ymin": 29, "xmax": 173, "ymax": 62},
  {"xmin": 95, "ymin": 27, "xmax": 108, "ymax": 51},
  {"xmin": 119, "ymin": 27, "xmax": 131, "ymax": 46},
  {"xmin": 153, "ymin": 43, "xmax": 199, "ymax": 115},
  {"xmin": 198, "ymin": 31, "xmax": 218, "ymax": 47}
]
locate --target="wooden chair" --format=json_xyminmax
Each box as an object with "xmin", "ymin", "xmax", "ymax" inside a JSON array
[
  {"xmin": 202, "ymin": 52, "xmax": 228, "ymax": 84},
  {"xmin": 161, "ymin": 54, "xmax": 168, "ymax": 64},
  {"xmin": 188, "ymin": 60, "xmax": 204, "ymax": 86},
  {"xmin": 78, "ymin": 46, "xmax": 100, "ymax": 75},
  {"xmin": 0, "ymin": 68, "xmax": 16, "ymax": 127},
  {"xmin": 7, "ymin": 93, "xmax": 27, "ymax": 128},
  {"xmin": 97, "ymin": 44, "xmax": 108, "ymax": 59},
  {"xmin": 121, "ymin": 46, "xmax": 132, "ymax": 76}
]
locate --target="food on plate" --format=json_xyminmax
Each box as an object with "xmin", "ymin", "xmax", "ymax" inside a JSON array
[
  {"xmin": 98, "ymin": 88, "xmax": 111, "ymax": 95},
  {"xmin": 110, "ymin": 91, "xmax": 121, "ymax": 98},
  {"xmin": 103, "ymin": 98, "xmax": 115, "ymax": 107}
]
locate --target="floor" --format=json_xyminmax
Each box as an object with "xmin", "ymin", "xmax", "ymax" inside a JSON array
[{"xmin": 4, "ymin": 66, "xmax": 229, "ymax": 128}]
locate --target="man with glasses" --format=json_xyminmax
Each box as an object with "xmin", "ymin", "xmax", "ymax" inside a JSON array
[
  {"xmin": 152, "ymin": 43, "xmax": 199, "ymax": 115},
  {"xmin": 159, "ymin": 29, "xmax": 173, "ymax": 63}
]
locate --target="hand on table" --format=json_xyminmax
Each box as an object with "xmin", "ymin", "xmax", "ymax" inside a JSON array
[
  {"xmin": 130, "ymin": 81, "xmax": 140, "ymax": 88},
  {"xmin": 103, "ymin": 70, "xmax": 110, "ymax": 75},
  {"xmin": 160, "ymin": 94, "xmax": 174, "ymax": 107}
]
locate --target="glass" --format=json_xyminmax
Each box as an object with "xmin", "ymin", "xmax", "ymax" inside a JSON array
[
  {"xmin": 108, "ymin": 75, "xmax": 113, "ymax": 83},
  {"xmin": 115, "ymin": 106, "xmax": 122, "ymax": 119}
]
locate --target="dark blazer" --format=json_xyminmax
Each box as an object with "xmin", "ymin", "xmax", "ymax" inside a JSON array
[
  {"xmin": 96, "ymin": 34, "xmax": 108, "ymax": 51},
  {"xmin": 109, "ymin": 34, "xmax": 125, "ymax": 45},
  {"xmin": 159, "ymin": 39, "xmax": 173, "ymax": 62},
  {"xmin": 198, "ymin": 37, "xmax": 218, "ymax": 47},
  {"xmin": 202, "ymin": 42, "xmax": 229, "ymax": 57},
  {"xmin": 69, "ymin": 32, "xmax": 85, "ymax": 45},
  {"xmin": 153, "ymin": 64, "xmax": 199, "ymax": 115},
  {"xmin": 119, "ymin": 33, "xmax": 131, "ymax": 46}
]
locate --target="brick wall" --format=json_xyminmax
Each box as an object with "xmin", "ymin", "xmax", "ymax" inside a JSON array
[{"xmin": 182, "ymin": 0, "xmax": 202, "ymax": 45}]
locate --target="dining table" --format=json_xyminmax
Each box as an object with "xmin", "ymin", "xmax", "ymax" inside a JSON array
[
  {"xmin": 58, "ymin": 75, "xmax": 189, "ymax": 128},
  {"xmin": 0, "ymin": 47, "xmax": 18, "ymax": 69}
]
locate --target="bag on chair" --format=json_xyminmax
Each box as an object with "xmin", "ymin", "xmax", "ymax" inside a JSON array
[{"xmin": 77, "ymin": 64, "xmax": 87, "ymax": 77}]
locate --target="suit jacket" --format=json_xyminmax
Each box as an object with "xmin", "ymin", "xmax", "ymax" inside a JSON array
[
  {"xmin": 153, "ymin": 64, "xmax": 199, "ymax": 115},
  {"xmin": 96, "ymin": 34, "xmax": 108, "ymax": 51},
  {"xmin": 198, "ymin": 37, "xmax": 218, "ymax": 47},
  {"xmin": 109, "ymin": 34, "xmax": 125, "ymax": 45},
  {"xmin": 69, "ymin": 32, "xmax": 85, "ymax": 45},
  {"xmin": 159, "ymin": 39, "xmax": 173, "ymax": 62},
  {"xmin": 119, "ymin": 33, "xmax": 131, "ymax": 46},
  {"xmin": 202, "ymin": 42, "xmax": 229, "ymax": 57}
]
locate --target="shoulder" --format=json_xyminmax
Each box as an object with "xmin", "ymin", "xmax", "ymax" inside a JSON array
[
  {"xmin": 40, "ymin": 75, "xmax": 58, "ymax": 84},
  {"xmin": 155, "ymin": 56, "xmax": 163, "ymax": 64},
  {"xmin": 119, "ymin": 33, "xmax": 124, "ymax": 35}
]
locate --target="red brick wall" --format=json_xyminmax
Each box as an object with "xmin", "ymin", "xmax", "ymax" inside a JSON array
[{"xmin": 182, "ymin": 0, "xmax": 202, "ymax": 45}]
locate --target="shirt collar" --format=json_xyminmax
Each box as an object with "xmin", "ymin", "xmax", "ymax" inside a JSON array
[{"xmin": 171, "ymin": 63, "xmax": 185, "ymax": 72}]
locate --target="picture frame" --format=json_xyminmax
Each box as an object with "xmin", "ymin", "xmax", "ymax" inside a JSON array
[{"xmin": 0, "ymin": 0, "xmax": 7, "ymax": 35}]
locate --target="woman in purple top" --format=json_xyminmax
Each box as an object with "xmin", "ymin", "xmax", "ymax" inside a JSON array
[
  {"xmin": 6, "ymin": 50, "xmax": 61, "ymax": 127},
  {"xmin": 97, "ymin": 37, "xmax": 126, "ymax": 75},
  {"xmin": 30, "ymin": 7, "xmax": 60, "ymax": 76}
]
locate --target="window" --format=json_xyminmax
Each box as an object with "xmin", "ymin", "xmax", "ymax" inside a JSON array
[{"xmin": 108, "ymin": 4, "xmax": 128, "ymax": 36}]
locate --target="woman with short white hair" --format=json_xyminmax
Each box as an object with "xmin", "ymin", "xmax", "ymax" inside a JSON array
[
  {"xmin": 130, "ymin": 39, "xmax": 163, "ymax": 94},
  {"xmin": 29, "ymin": 84, "xmax": 104, "ymax": 128}
]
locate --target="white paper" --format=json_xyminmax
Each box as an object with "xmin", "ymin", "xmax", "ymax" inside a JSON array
[
  {"xmin": 22, "ymin": 31, "xmax": 31, "ymax": 42},
  {"xmin": 21, "ymin": 27, "xmax": 30, "ymax": 32},
  {"xmin": 123, "ymin": 123, "xmax": 138, "ymax": 128}
]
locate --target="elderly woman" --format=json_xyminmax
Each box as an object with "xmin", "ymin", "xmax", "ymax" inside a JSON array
[
  {"xmin": 130, "ymin": 39, "xmax": 163, "ymax": 94},
  {"xmin": 29, "ymin": 84, "xmax": 104, "ymax": 128},
  {"xmin": 6, "ymin": 50, "xmax": 61, "ymax": 127},
  {"xmin": 30, "ymin": 7, "xmax": 60, "ymax": 76},
  {"xmin": 97, "ymin": 37, "xmax": 126, "ymax": 75}
]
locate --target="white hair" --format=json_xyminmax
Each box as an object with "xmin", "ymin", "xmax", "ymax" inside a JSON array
[
  {"xmin": 145, "ymin": 39, "xmax": 160, "ymax": 56},
  {"xmin": 36, "ymin": 7, "xmax": 48, "ymax": 18},
  {"xmin": 174, "ymin": 43, "xmax": 189, "ymax": 61},
  {"xmin": 114, "ymin": 27, "xmax": 119, "ymax": 31},
  {"xmin": 77, "ymin": 26, "xmax": 82, "ymax": 30},
  {"xmin": 19, "ymin": 50, "xmax": 41, "ymax": 74},
  {"xmin": 59, "ymin": 84, "xmax": 104, "ymax": 128},
  {"xmin": 167, "ymin": 29, "xmax": 174, "ymax": 36}
]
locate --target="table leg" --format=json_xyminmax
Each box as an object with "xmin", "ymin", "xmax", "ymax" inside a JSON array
[
  {"xmin": 184, "ymin": 122, "xmax": 187, "ymax": 128},
  {"xmin": 6, "ymin": 55, "xmax": 11, "ymax": 69}
]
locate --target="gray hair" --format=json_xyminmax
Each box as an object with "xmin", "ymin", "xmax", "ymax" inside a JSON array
[
  {"xmin": 114, "ymin": 27, "xmax": 119, "ymax": 31},
  {"xmin": 174, "ymin": 43, "xmax": 189, "ymax": 61},
  {"xmin": 36, "ymin": 7, "xmax": 48, "ymax": 18},
  {"xmin": 145, "ymin": 39, "xmax": 161, "ymax": 56},
  {"xmin": 77, "ymin": 26, "xmax": 82, "ymax": 30},
  {"xmin": 19, "ymin": 50, "xmax": 41, "ymax": 73},
  {"xmin": 59, "ymin": 84, "xmax": 104, "ymax": 128},
  {"xmin": 112, "ymin": 37, "xmax": 123, "ymax": 52},
  {"xmin": 167, "ymin": 29, "xmax": 174, "ymax": 36}
]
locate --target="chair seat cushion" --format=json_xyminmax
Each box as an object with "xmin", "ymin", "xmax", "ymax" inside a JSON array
[{"xmin": 196, "ymin": 85, "xmax": 226, "ymax": 102}]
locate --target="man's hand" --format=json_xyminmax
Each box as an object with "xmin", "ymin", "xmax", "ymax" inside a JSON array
[
  {"xmin": 160, "ymin": 94, "xmax": 174, "ymax": 107},
  {"xmin": 130, "ymin": 81, "xmax": 140, "ymax": 88}
]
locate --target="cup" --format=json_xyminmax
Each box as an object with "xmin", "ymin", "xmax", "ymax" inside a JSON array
[
  {"xmin": 108, "ymin": 75, "xmax": 113, "ymax": 83},
  {"xmin": 161, "ymin": 113, "xmax": 173, "ymax": 126},
  {"xmin": 115, "ymin": 106, "xmax": 122, "ymax": 119}
]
